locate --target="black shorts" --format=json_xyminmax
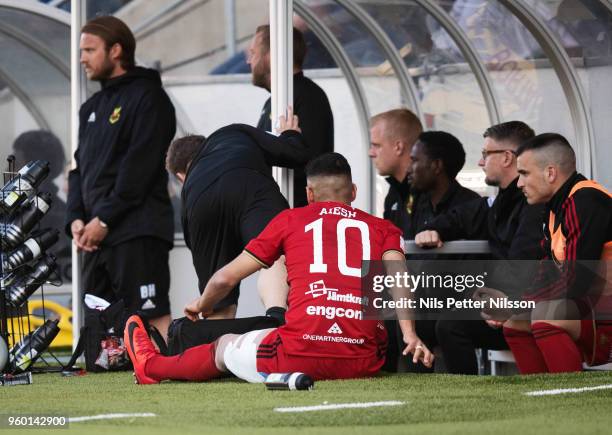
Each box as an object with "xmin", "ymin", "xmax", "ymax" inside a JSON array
[
  {"xmin": 185, "ymin": 168, "xmax": 288, "ymax": 310},
  {"xmin": 82, "ymin": 236, "xmax": 171, "ymax": 318}
]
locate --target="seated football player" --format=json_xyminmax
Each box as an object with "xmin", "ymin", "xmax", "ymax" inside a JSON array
[
  {"xmin": 477, "ymin": 134, "xmax": 611, "ymax": 373},
  {"xmin": 124, "ymin": 152, "xmax": 433, "ymax": 384}
]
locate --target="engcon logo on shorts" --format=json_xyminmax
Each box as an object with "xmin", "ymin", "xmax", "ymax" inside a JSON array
[{"xmin": 305, "ymin": 305, "xmax": 363, "ymax": 320}]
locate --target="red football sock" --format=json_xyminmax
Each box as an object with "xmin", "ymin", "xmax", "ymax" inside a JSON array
[
  {"xmin": 145, "ymin": 342, "xmax": 224, "ymax": 381},
  {"xmin": 503, "ymin": 326, "xmax": 548, "ymax": 374},
  {"xmin": 532, "ymin": 322, "xmax": 583, "ymax": 373}
]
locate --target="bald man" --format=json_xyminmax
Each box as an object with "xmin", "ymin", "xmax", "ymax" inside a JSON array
[
  {"xmin": 368, "ymin": 109, "xmax": 422, "ymax": 372},
  {"xmin": 369, "ymin": 109, "xmax": 423, "ymax": 238},
  {"xmin": 481, "ymin": 133, "xmax": 612, "ymax": 373}
]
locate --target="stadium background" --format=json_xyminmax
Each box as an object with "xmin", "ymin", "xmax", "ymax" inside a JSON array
[{"xmin": 0, "ymin": 0, "xmax": 610, "ymax": 352}]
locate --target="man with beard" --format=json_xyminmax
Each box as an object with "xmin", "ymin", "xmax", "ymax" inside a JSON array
[
  {"xmin": 67, "ymin": 16, "xmax": 175, "ymax": 339},
  {"xmin": 248, "ymin": 25, "xmax": 334, "ymax": 207},
  {"xmin": 415, "ymin": 121, "xmax": 543, "ymax": 374}
]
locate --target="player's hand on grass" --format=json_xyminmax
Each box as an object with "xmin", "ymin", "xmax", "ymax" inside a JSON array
[
  {"xmin": 414, "ymin": 230, "xmax": 443, "ymax": 249},
  {"xmin": 277, "ymin": 106, "xmax": 301, "ymax": 134},
  {"xmin": 402, "ymin": 332, "xmax": 434, "ymax": 368}
]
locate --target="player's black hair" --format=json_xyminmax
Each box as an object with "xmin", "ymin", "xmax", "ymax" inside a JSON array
[
  {"xmin": 305, "ymin": 152, "xmax": 352, "ymax": 180},
  {"xmin": 483, "ymin": 121, "xmax": 535, "ymax": 147},
  {"xmin": 516, "ymin": 132, "xmax": 573, "ymax": 157},
  {"xmin": 417, "ymin": 131, "xmax": 466, "ymax": 179},
  {"xmin": 166, "ymin": 134, "xmax": 206, "ymax": 175}
]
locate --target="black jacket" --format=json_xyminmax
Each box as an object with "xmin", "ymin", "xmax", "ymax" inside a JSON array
[
  {"xmin": 422, "ymin": 178, "xmax": 544, "ymax": 293},
  {"xmin": 66, "ymin": 67, "xmax": 176, "ymax": 246},
  {"xmin": 408, "ymin": 180, "xmax": 481, "ymax": 239},
  {"xmin": 181, "ymin": 124, "xmax": 309, "ymax": 239},
  {"xmin": 383, "ymin": 175, "xmax": 413, "ymax": 239},
  {"xmin": 527, "ymin": 172, "xmax": 612, "ymax": 300},
  {"xmin": 423, "ymin": 178, "xmax": 544, "ymax": 260},
  {"xmin": 257, "ymin": 72, "xmax": 334, "ymax": 207}
]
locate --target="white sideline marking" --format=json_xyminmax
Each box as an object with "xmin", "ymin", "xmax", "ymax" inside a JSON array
[
  {"xmin": 69, "ymin": 413, "xmax": 157, "ymax": 423},
  {"xmin": 274, "ymin": 401, "xmax": 405, "ymax": 413},
  {"xmin": 525, "ymin": 384, "xmax": 612, "ymax": 396}
]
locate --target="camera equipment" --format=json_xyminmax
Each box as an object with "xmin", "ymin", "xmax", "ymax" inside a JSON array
[
  {"xmin": 1, "ymin": 157, "xmax": 61, "ymax": 384},
  {"xmin": 3, "ymin": 229, "xmax": 59, "ymax": 272},
  {"xmin": 1, "ymin": 193, "xmax": 52, "ymax": 250},
  {"xmin": 0, "ymin": 160, "xmax": 49, "ymax": 215},
  {"xmin": 6, "ymin": 255, "xmax": 57, "ymax": 308},
  {"xmin": 8, "ymin": 319, "xmax": 59, "ymax": 373}
]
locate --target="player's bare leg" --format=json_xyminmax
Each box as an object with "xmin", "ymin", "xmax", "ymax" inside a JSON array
[
  {"xmin": 531, "ymin": 300, "xmax": 582, "ymax": 340},
  {"xmin": 504, "ymin": 316, "xmax": 531, "ymax": 332},
  {"xmin": 258, "ymin": 256, "xmax": 289, "ymax": 310},
  {"xmin": 207, "ymin": 304, "xmax": 237, "ymax": 319}
]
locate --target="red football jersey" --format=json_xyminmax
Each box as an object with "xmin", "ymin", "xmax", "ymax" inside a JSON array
[{"xmin": 245, "ymin": 201, "xmax": 403, "ymax": 359}]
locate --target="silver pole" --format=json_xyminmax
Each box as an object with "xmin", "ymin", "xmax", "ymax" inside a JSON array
[
  {"xmin": 70, "ymin": 0, "xmax": 87, "ymax": 355},
  {"xmin": 269, "ymin": 0, "xmax": 294, "ymax": 205},
  {"xmin": 224, "ymin": 0, "xmax": 236, "ymax": 57}
]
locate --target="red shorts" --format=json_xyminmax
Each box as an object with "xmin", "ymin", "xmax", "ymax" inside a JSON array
[
  {"xmin": 578, "ymin": 319, "xmax": 612, "ymax": 366},
  {"xmin": 255, "ymin": 330, "xmax": 385, "ymax": 381}
]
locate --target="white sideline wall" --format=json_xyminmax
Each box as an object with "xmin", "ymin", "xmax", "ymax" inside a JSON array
[{"xmin": 168, "ymin": 240, "xmax": 265, "ymax": 319}]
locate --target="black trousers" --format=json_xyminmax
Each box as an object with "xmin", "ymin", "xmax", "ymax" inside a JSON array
[
  {"xmin": 82, "ymin": 237, "xmax": 171, "ymax": 318},
  {"xmin": 435, "ymin": 309, "xmax": 509, "ymax": 375}
]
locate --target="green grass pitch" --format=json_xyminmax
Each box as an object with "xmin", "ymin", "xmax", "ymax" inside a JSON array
[{"xmin": 1, "ymin": 371, "xmax": 611, "ymax": 434}]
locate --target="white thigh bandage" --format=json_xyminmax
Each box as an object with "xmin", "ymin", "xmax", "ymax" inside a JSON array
[{"xmin": 223, "ymin": 329, "xmax": 273, "ymax": 383}]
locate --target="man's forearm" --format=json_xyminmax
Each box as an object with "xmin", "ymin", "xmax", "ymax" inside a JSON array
[
  {"xmin": 398, "ymin": 319, "xmax": 416, "ymax": 337},
  {"xmin": 196, "ymin": 267, "xmax": 240, "ymax": 315}
]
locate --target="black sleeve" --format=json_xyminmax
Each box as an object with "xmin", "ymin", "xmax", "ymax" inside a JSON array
[
  {"xmin": 242, "ymin": 126, "xmax": 310, "ymax": 169},
  {"xmin": 293, "ymin": 85, "xmax": 334, "ymax": 159},
  {"xmin": 506, "ymin": 203, "xmax": 544, "ymax": 260},
  {"xmin": 488, "ymin": 204, "xmax": 544, "ymax": 297},
  {"xmin": 65, "ymin": 108, "xmax": 87, "ymax": 238},
  {"xmin": 527, "ymin": 189, "xmax": 611, "ymax": 301},
  {"xmin": 256, "ymin": 98, "xmax": 271, "ymax": 130},
  {"xmin": 424, "ymin": 197, "xmax": 489, "ymax": 241},
  {"xmin": 382, "ymin": 192, "xmax": 395, "ymax": 222},
  {"xmin": 91, "ymin": 90, "xmax": 176, "ymax": 228},
  {"xmin": 568, "ymin": 189, "xmax": 611, "ymax": 260}
]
